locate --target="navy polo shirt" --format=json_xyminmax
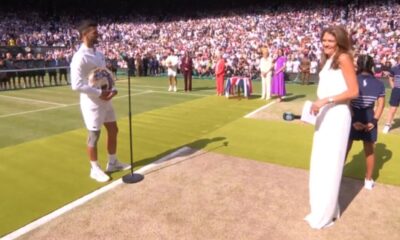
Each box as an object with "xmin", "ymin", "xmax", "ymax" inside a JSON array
[
  {"xmin": 389, "ymin": 64, "xmax": 400, "ymax": 88},
  {"xmin": 351, "ymin": 74, "xmax": 385, "ymax": 109}
]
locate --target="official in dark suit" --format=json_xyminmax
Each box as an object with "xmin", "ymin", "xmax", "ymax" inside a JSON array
[
  {"xmin": 46, "ymin": 54, "xmax": 58, "ymax": 86},
  {"xmin": 142, "ymin": 54, "xmax": 149, "ymax": 77},
  {"xmin": 35, "ymin": 53, "xmax": 46, "ymax": 87},
  {"xmin": 0, "ymin": 58, "xmax": 10, "ymax": 90},
  {"xmin": 57, "ymin": 54, "xmax": 69, "ymax": 85},
  {"xmin": 15, "ymin": 53, "xmax": 28, "ymax": 88},
  {"xmin": 111, "ymin": 57, "xmax": 118, "ymax": 79},
  {"xmin": 135, "ymin": 54, "xmax": 142, "ymax": 77},
  {"xmin": 121, "ymin": 52, "xmax": 136, "ymax": 77},
  {"xmin": 26, "ymin": 53, "xmax": 37, "ymax": 87},
  {"xmin": 180, "ymin": 51, "xmax": 193, "ymax": 92},
  {"xmin": 5, "ymin": 52, "xmax": 17, "ymax": 89}
]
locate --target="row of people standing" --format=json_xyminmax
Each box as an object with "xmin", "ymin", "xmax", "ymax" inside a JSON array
[
  {"xmin": 163, "ymin": 49, "xmax": 260, "ymax": 95},
  {"xmin": 213, "ymin": 48, "xmax": 287, "ymax": 98},
  {"xmin": 0, "ymin": 52, "xmax": 69, "ymax": 90},
  {"xmin": 166, "ymin": 48, "xmax": 291, "ymax": 97},
  {"xmin": 120, "ymin": 53, "xmax": 162, "ymax": 78},
  {"xmin": 163, "ymin": 49, "xmax": 226, "ymax": 93}
]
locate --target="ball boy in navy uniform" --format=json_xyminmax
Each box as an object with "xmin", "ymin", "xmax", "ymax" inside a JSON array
[
  {"xmin": 382, "ymin": 56, "xmax": 400, "ymax": 133},
  {"xmin": 347, "ymin": 55, "xmax": 385, "ymax": 190}
]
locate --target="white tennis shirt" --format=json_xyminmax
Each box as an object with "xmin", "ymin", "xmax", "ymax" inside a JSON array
[
  {"xmin": 70, "ymin": 44, "xmax": 109, "ymax": 107},
  {"xmin": 166, "ymin": 55, "xmax": 178, "ymax": 71}
]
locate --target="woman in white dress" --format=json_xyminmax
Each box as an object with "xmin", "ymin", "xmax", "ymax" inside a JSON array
[
  {"xmin": 259, "ymin": 47, "xmax": 273, "ymax": 100},
  {"xmin": 305, "ymin": 26, "xmax": 359, "ymax": 229}
]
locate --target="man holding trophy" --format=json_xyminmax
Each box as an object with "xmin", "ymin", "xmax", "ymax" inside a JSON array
[
  {"xmin": 165, "ymin": 48, "xmax": 179, "ymax": 92},
  {"xmin": 70, "ymin": 20, "xmax": 130, "ymax": 182}
]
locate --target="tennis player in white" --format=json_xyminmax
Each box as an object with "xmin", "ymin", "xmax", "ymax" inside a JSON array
[
  {"xmin": 70, "ymin": 20, "xmax": 130, "ymax": 182},
  {"xmin": 165, "ymin": 48, "xmax": 179, "ymax": 92}
]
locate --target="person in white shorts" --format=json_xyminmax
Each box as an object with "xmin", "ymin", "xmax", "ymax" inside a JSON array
[
  {"xmin": 165, "ymin": 48, "xmax": 178, "ymax": 92},
  {"xmin": 70, "ymin": 20, "xmax": 130, "ymax": 182}
]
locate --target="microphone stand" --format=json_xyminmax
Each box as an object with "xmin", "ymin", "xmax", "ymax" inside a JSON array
[{"xmin": 122, "ymin": 70, "xmax": 144, "ymax": 184}]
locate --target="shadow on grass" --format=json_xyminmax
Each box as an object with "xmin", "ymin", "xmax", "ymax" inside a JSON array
[
  {"xmin": 389, "ymin": 118, "xmax": 400, "ymax": 131},
  {"xmin": 191, "ymin": 87, "xmax": 215, "ymax": 91},
  {"xmin": 115, "ymin": 137, "xmax": 228, "ymax": 177},
  {"xmin": 339, "ymin": 143, "xmax": 392, "ymax": 213},
  {"xmin": 282, "ymin": 94, "xmax": 306, "ymax": 102},
  {"xmin": 225, "ymin": 94, "xmax": 259, "ymax": 100}
]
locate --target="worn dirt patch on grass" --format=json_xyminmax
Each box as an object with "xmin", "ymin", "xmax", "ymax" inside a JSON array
[{"xmin": 19, "ymin": 149, "xmax": 400, "ymax": 240}]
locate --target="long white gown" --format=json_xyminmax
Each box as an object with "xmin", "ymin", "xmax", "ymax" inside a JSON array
[{"xmin": 304, "ymin": 58, "xmax": 351, "ymax": 229}]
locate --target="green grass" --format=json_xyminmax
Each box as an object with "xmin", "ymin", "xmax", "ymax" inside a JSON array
[
  {"xmin": 199, "ymin": 118, "xmax": 400, "ymax": 185},
  {"xmin": 0, "ymin": 78, "xmax": 399, "ymax": 236},
  {"xmin": 0, "ymin": 77, "xmax": 264, "ymax": 236},
  {"xmin": 0, "ymin": 78, "xmax": 216, "ymax": 148}
]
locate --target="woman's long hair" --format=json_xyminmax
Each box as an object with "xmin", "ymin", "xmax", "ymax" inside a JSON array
[{"xmin": 320, "ymin": 25, "xmax": 353, "ymax": 70}]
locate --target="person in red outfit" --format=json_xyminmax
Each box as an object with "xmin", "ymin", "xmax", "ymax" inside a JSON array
[
  {"xmin": 215, "ymin": 51, "xmax": 225, "ymax": 96},
  {"xmin": 180, "ymin": 51, "xmax": 193, "ymax": 91}
]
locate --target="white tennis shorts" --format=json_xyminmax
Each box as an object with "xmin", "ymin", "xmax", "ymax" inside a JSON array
[
  {"xmin": 80, "ymin": 103, "xmax": 116, "ymax": 131},
  {"xmin": 167, "ymin": 69, "xmax": 177, "ymax": 77}
]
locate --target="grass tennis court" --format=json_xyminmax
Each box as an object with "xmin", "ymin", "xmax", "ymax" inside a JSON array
[{"xmin": 0, "ymin": 77, "xmax": 399, "ymax": 236}]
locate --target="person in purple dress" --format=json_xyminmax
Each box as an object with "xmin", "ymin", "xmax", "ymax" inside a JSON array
[{"xmin": 271, "ymin": 49, "xmax": 287, "ymax": 102}]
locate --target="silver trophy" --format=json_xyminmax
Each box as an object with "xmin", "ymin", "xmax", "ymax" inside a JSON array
[{"xmin": 88, "ymin": 67, "xmax": 115, "ymax": 90}]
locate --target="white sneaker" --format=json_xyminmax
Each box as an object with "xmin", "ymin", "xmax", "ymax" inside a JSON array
[
  {"xmin": 382, "ymin": 124, "xmax": 391, "ymax": 134},
  {"xmin": 173, "ymin": 86, "xmax": 177, "ymax": 92},
  {"xmin": 168, "ymin": 86, "xmax": 172, "ymax": 92},
  {"xmin": 364, "ymin": 178, "xmax": 374, "ymax": 190},
  {"xmin": 106, "ymin": 160, "xmax": 131, "ymax": 173},
  {"xmin": 90, "ymin": 167, "xmax": 110, "ymax": 182}
]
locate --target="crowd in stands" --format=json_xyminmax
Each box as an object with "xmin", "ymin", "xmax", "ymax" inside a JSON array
[{"xmin": 0, "ymin": 0, "xmax": 399, "ymax": 90}]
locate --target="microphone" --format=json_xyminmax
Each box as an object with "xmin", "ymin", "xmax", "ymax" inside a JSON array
[{"xmin": 282, "ymin": 112, "xmax": 301, "ymax": 121}]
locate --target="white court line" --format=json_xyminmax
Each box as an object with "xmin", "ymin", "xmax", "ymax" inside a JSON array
[
  {"xmin": 116, "ymin": 84, "xmax": 167, "ymax": 89},
  {"xmin": 117, "ymin": 84, "xmax": 215, "ymax": 92},
  {"xmin": 2, "ymin": 146, "xmax": 193, "ymax": 240},
  {"xmin": 0, "ymin": 91, "xmax": 152, "ymax": 119},
  {"xmin": 150, "ymin": 90, "xmax": 210, "ymax": 97},
  {"xmin": 114, "ymin": 85, "xmax": 211, "ymax": 97},
  {"xmin": 244, "ymin": 100, "xmax": 277, "ymax": 118},
  {"xmin": 0, "ymin": 106, "xmax": 68, "ymax": 119},
  {"xmin": 0, "ymin": 95, "xmax": 67, "ymax": 107}
]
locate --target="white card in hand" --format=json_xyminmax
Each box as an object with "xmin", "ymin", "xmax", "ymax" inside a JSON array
[{"xmin": 301, "ymin": 100, "xmax": 317, "ymax": 125}]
